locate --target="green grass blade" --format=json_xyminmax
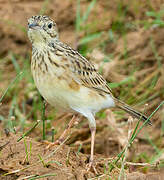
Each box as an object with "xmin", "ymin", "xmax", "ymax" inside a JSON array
[
  {"xmin": 76, "ymin": 0, "xmax": 81, "ymax": 32},
  {"xmin": 0, "ymin": 71, "xmax": 24, "ymax": 103},
  {"xmin": 109, "ymin": 76, "xmax": 135, "ymax": 89},
  {"xmin": 81, "ymin": 0, "xmax": 97, "ymax": 24},
  {"xmin": 17, "ymin": 120, "xmax": 40, "ymax": 142},
  {"xmin": 109, "ymin": 101, "xmax": 164, "ymax": 172},
  {"xmin": 79, "ymin": 32, "xmax": 102, "ymax": 45},
  {"xmin": 28, "ymin": 173, "xmax": 56, "ymax": 180},
  {"xmin": 39, "ymin": 0, "xmax": 50, "ymax": 15},
  {"xmin": 150, "ymin": 149, "xmax": 164, "ymax": 164},
  {"xmin": 42, "ymin": 100, "xmax": 46, "ymax": 140},
  {"xmin": 24, "ymin": 139, "xmax": 29, "ymax": 162},
  {"xmin": 10, "ymin": 53, "xmax": 21, "ymax": 74}
]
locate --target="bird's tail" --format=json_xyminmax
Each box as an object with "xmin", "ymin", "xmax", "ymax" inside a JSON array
[{"xmin": 115, "ymin": 98, "xmax": 152, "ymax": 125}]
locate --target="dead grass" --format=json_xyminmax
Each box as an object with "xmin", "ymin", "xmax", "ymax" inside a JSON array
[{"xmin": 0, "ymin": 0, "xmax": 164, "ymax": 179}]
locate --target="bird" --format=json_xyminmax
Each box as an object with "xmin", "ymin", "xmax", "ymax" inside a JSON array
[{"xmin": 27, "ymin": 15, "xmax": 151, "ymax": 172}]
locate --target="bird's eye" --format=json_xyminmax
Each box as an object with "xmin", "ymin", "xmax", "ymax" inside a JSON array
[{"xmin": 48, "ymin": 23, "xmax": 52, "ymax": 29}]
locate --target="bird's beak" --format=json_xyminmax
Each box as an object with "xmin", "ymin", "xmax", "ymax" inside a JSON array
[{"xmin": 28, "ymin": 22, "xmax": 40, "ymax": 30}]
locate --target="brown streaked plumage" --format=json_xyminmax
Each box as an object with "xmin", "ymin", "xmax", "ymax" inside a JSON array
[
  {"xmin": 69, "ymin": 79, "xmax": 80, "ymax": 91},
  {"xmin": 27, "ymin": 15, "xmax": 151, "ymax": 173}
]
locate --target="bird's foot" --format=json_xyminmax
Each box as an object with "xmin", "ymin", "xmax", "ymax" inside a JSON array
[
  {"xmin": 45, "ymin": 115, "xmax": 78, "ymax": 149},
  {"xmin": 86, "ymin": 159, "xmax": 98, "ymax": 174},
  {"xmin": 44, "ymin": 139, "xmax": 63, "ymax": 149}
]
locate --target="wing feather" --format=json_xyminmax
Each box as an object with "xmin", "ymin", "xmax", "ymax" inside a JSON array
[{"xmin": 57, "ymin": 43, "xmax": 112, "ymax": 94}]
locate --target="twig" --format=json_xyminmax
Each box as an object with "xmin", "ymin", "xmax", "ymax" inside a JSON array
[
  {"xmin": 125, "ymin": 162, "xmax": 157, "ymax": 167},
  {"xmin": 0, "ymin": 141, "xmax": 10, "ymax": 151}
]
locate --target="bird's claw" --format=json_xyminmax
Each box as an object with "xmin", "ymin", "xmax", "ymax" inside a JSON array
[
  {"xmin": 86, "ymin": 160, "xmax": 98, "ymax": 174},
  {"xmin": 44, "ymin": 140, "xmax": 60, "ymax": 149}
]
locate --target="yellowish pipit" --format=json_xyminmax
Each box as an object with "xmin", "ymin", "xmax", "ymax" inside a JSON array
[{"xmin": 27, "ymin": 15, "xmax": 151, "ymax": 172}]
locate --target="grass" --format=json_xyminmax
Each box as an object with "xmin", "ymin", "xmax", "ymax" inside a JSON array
[
  {"xmin": 0, "ymin": 0, "xmax": 164, "ymax": 178},
  {"xmin": 38, "ymin": 154, "xmax": 47, "ymax": 167},
  {"xmin": 3, "ymin": 136, "xmax": 69, "ymax": 176},
  {"xmin": 145, "ymin": 9, "xmax": 164, "ymax": 28},
  {"xmin": 109, "ymin": 101, "xmax": 164, "ymax": 173},
  {"xmin": 76, "ymin": 0, "xmax": 97, "ymax": 33},
  {"xmin": 51, "ymin": 126, "xmax": 55, "ymax": 142},
  {"xmin": 0, "ymin": 71, "xmax": 24, "ymax": 103},
  {"xmin": 42, "ymin": 100, "xmax": 46, "ymax": 140},
  {"xmin": 25, "ymin": 173, "xmax": 56, "ymax": 180},
  {"xmin": 23, "ymin": 139, "xmax": 32, "ymax": 164},
  {"xmin": 17, "ymin": 120, "xmax": 40, "ymax": 142}
]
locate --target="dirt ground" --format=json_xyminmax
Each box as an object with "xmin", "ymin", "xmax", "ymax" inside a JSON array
[
  {"xmin": 0, "ymin": 131, "xmax": 164, "ymax": 180},
  {"xmin": 0, "ymin": 0, "xmax": 164, "ymax": 179}
]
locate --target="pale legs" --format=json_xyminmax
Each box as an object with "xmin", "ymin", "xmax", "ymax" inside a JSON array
[
  {"xmin": 56, "ymin": 115, "xmax": 77, "ymax": 144},
  {"xmin": 90, "ymin": 127, "xmax": 96, "ymax": 164},
  {"xmin": 85, "ymin": 112, "xmax": 98, "ymax": 174},
  {"xmin": 87, "ymin": 126, "xmax": 97, "ymax": 174},
  {"xmin": 46, "ymin": 115, "xmax": 77, "ymax": 148},
  {"xmin": 46, "ymin": 109, "xmax": 98, "ymax": 173}
]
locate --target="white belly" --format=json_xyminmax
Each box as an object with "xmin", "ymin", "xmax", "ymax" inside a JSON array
[{"xmin": 33, "ymin": 70, "xmax": 115, "ymax": 114}]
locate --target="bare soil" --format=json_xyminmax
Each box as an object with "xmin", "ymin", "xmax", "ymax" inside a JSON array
[
  {"xmin": 0, "ymin": 0, "xmax": 164, "ymax": 179},
  {"xmin": 0, "ymin": 131, "xmax": 164, "ymax": 180}
]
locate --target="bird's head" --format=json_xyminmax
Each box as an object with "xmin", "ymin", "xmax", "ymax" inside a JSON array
[{"xmin": 28, "ymin": 15, "xmax": 58, "ymax": 45}]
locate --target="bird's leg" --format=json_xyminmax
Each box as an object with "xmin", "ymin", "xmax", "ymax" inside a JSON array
[
  {"xmin": 46, "ymin": 115, "xmax": 77, "ymax": 149},
  {"xmin": 81, "ymin": 112, "xmax": 98, "ymax": 174},
  {"xmin": 56, "ymin": 115, "xmax": 77, "ymax": 144},
  {"xmin": 86, "ymin": 126, "xmax": 98, "ymax": 174},
  {"xmin": 90, "ymin": 127, "xmax": 96, "ymax": 163}
]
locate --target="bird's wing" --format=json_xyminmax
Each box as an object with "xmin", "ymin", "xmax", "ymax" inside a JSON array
[{"xmin": 59, "ymin": 43, "xmax": 112, "ymax": 95}]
